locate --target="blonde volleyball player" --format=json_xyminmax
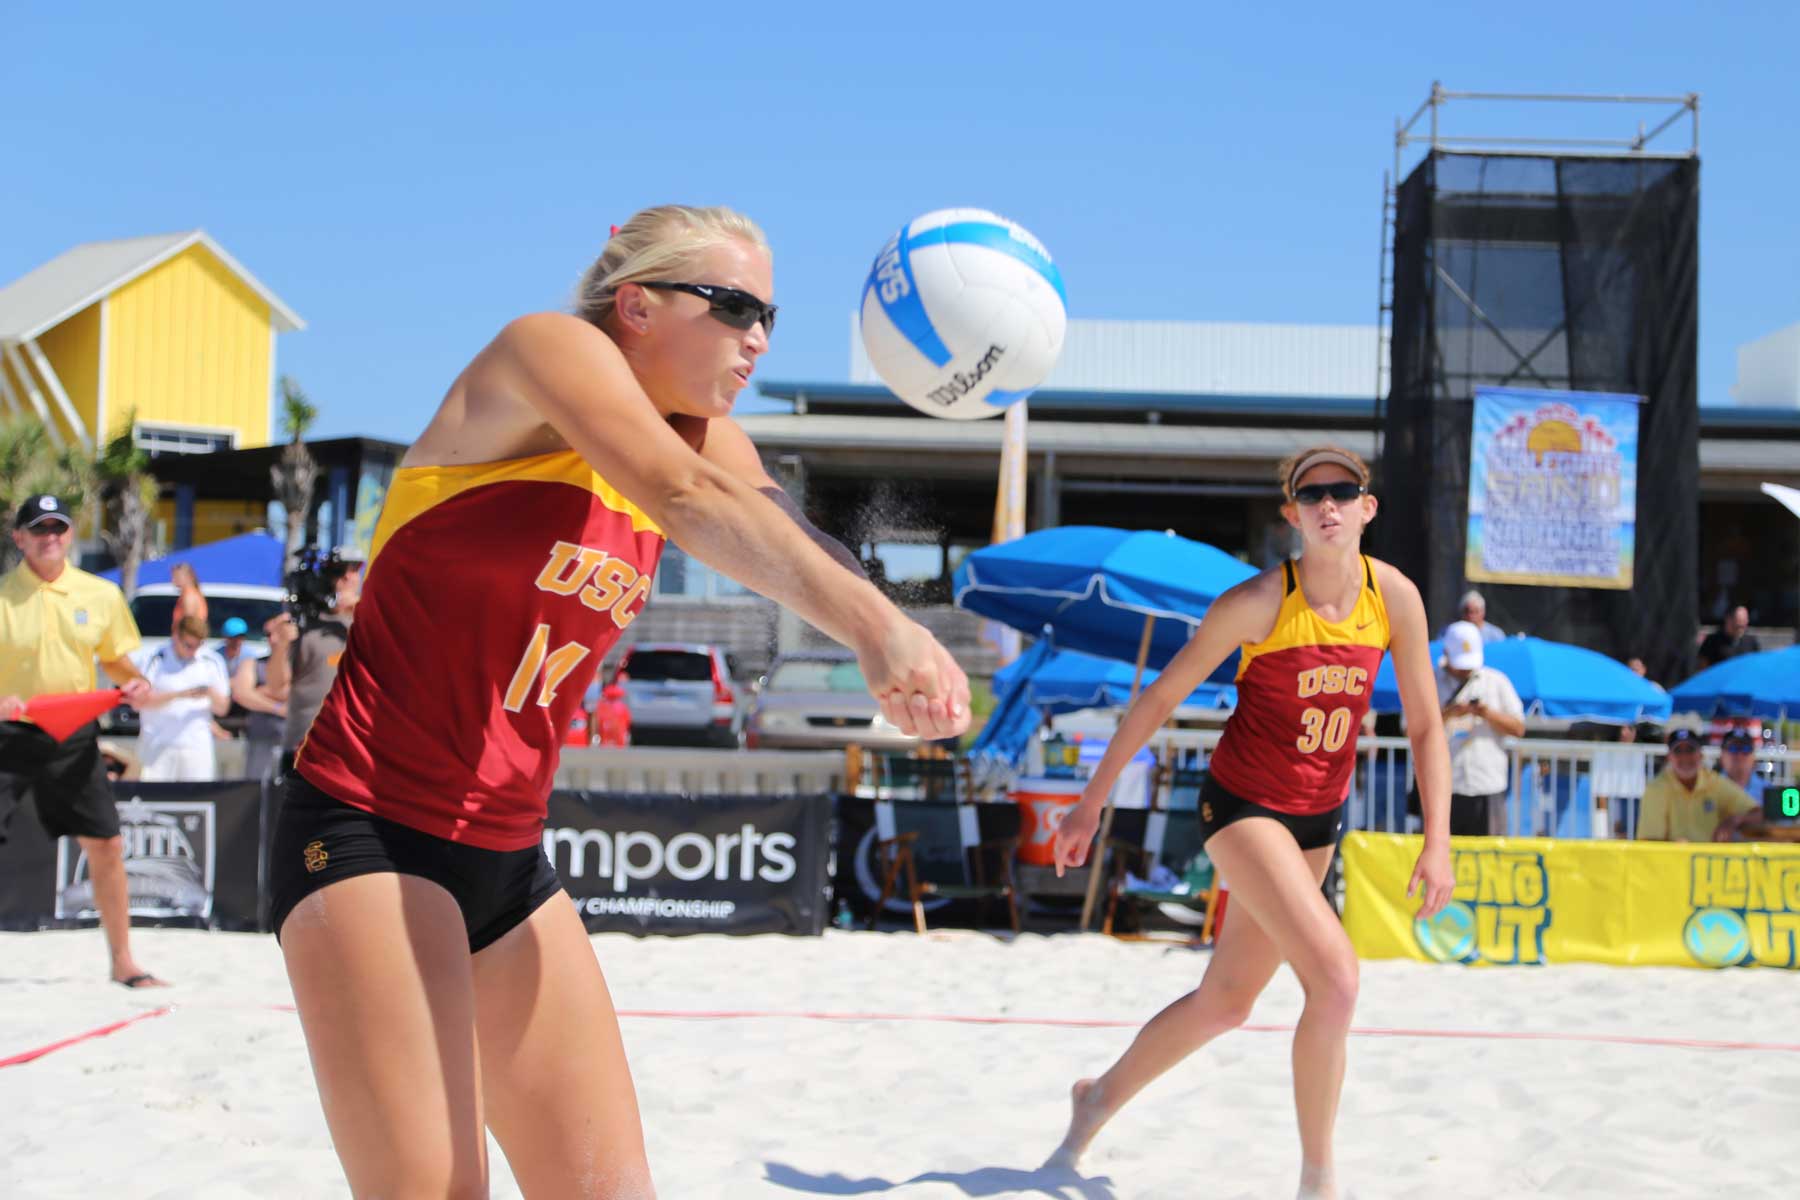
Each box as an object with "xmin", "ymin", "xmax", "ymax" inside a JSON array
[
  {"xmin": 1049, "ymin": 446, "xmax": 1453, "ymax": 1200},
  {"xmin": 271, "ymin": 205, "xmax": 970, "ymax": 1198}
]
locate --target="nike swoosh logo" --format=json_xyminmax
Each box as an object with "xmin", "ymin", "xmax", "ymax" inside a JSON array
[{"xmin": 1356, "ymin": 621, "xmax": 1375, "ymax": 630}]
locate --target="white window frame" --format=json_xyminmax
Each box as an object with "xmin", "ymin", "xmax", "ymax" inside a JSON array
[{"xmin": 133, "ymin": 421, "xmax": 240, "ymax": 456}]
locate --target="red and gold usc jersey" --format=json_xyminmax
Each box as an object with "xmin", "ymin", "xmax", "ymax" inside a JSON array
[
  {"xmin": 1205, "ymin": 556, "xmax": 1390, "ymax": 816},
  {"xmin": 297, "ymin": 449, "xmax": 664, "ymax": 850}
]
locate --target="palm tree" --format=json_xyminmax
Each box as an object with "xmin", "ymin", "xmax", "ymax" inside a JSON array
[
  {"xmin": 95, "ymin": 417, "xmax": 156, "ymax": 597},
  {"xmin": 0, "ymin": 413, "xmax": 68, "ymax": 573},
  {"xmin": 271, "ymin": 375, "xmax": 319, "ymax": 572}
]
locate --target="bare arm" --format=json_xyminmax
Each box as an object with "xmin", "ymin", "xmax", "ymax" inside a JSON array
[
  {"xmin": 97, "ymin": 658, "xmax": 151, "ymax": 707},
  {"xmin": 497, "ymin": 315, "xmax": 963, "ymax": 733},
  {"xmin": 1049, "ymin": 571, "xmax": 1283, "ymax": 875},
  {"xmin": 1381, "ymin": 562, "xmax": 1451, "ymax": 846},
  {"xmin": 700, "ymin": 417, "xmax": 870, "ymax": 580},
  {"xmin": 262, "ymin": 616, "xmax": 298, "ymax": 702},
  {"xmin": 206, "ymin": 662, "xmax": 232, "ymax": 718},
  {"xmin": 230, "ymin": 656, "xmax": 285, "ymax": 715}
]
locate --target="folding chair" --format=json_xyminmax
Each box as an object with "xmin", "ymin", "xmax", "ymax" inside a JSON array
[
  {"xmin": 1103, "ymin": 777, "xmax": 1218, "ymax": 944},
  {"xmin": 869, "ymin": 762, "xmax": 1021, "ymax": 934}
]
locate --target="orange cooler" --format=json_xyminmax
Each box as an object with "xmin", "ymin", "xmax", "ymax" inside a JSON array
[{"xmin": 1010, "ymin": 777, "xmax": 1088, "ymax": 865}]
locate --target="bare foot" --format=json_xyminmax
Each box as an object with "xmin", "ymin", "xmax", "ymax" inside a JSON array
[
  {"xmin": 1045, "ymin": 1078, "xmax": 1108, "ymax": 1169},
  {"xmin": 1297, "ymin": 1161, "xmax": 1338, "ymax": 1200}
]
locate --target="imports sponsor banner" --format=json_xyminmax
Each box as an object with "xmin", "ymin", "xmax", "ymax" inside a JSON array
[
  {"xmin": 1465, "ymin": 386, "xmax": 1641, "ymax": 589},
  {"xmin": 1342, "ymin": 832, "xmax": 1800, "ymax": 971},
  {"xmin": 545, "ymin": 791, "xmax": 830, "ymax": 936}
]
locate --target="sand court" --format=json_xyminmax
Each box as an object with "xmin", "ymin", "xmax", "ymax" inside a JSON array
[{"xmin": 2, "ymin": 927, "xmax": 1795, "ymax": 1199}]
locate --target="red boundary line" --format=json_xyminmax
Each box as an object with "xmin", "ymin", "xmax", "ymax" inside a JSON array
[
  {"xmin": 608, "ymin": 1008, "xmax": 1800, "ymax": 1053},
  {"xmin": 0, "ymin": 1007, "xmax": 174, "ymax": 1069},
  {"xmin": 17, "ymin": 1005, "xmax": 1799, "ymax": 1066}
]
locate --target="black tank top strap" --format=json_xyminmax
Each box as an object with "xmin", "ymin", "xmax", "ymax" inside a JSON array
[
  {"xmin": 1362, "ymin": 554, "xmax": 1375, "ymax": 593},
  {"xmin": 1283, "ymin": 559, "xmax": 1297, "ymax": 595}
]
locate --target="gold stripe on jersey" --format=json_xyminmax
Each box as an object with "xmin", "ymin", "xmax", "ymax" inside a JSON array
[
  {"xmin": 368, "ymin": 449, "xmax": 662, "ymax": 565},
  {"xmin": 1236, "ymin": 555, "xmax": 1389, "ymax": 680}
]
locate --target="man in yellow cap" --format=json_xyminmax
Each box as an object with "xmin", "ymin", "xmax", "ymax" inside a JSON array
[{"xmin": 0, "ymin": 494, "xmax": 164, "ymax": 987}]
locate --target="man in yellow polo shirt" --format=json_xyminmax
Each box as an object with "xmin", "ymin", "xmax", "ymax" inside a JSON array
[
  {"xmin": 1636, "ymin": 727, "xmax": 1762, "ymax": 843},
  {"xmin": 0, "ymin": 494, "xmax": 163, "ymax": 987}
]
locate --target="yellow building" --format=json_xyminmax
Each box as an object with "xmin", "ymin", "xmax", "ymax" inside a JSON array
[{"xmin": 0, "ymin": 230, "xmax": 304, "ymax": 545}]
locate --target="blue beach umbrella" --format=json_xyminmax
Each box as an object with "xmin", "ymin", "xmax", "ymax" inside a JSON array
[
  {"xmin": 953, "ymin": 527, "xmax": 1258, "ymax": 675},
  {"xmin": 1669, "ymin": 646, "xmax": 1800, "ymax": 720},
  {"xmin": 969, "ymin": 638, "xmax": 1057, "ymax": 770},
  {"xmin": 1024, "ymin": 647, "xmax": 1237, "ymax": 715},
  {"xmin": 1368, "ymin": 636, "xmax": 1674, "ymax": 722},
  {"xmin": 100, "ymin": 531, "xmax": 285, "ymax": 589}
]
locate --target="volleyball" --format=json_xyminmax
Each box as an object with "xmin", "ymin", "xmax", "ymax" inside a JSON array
[{"xmin": 858, "ymin": 208, "xmax": 1067, "ymax": 420}]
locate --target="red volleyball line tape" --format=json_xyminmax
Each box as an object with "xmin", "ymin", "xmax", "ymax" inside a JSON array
[
  {"xmin": 0, "ymin": 1007, "xmax": 174, "ymax": 1069},
  {"xmin": 607, "ymin": 1008, "xmax": 1800, "ymax": 1053}
]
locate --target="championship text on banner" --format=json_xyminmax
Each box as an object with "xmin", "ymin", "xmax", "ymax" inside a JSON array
[
  {"xmin": 1465, "ymin": 386, "xmax": 1641, "ymax": 590},
  {"xmin": 544, "ymin": 791, "xmax": 831, "ymax": 936},
  {"xmin": 1342, "ymin": 832, "xmax": 1800, "ymax": 971}
]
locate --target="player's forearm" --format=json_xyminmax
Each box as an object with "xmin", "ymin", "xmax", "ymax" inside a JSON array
[
  {"xmin": 757, "ymin": 486, "xmax": 868, "ymax": 580},
  {"xmin": 1408, "ymin": 727, "xmax": 1453, "ymax": 842},
  {"xmin": 660, "ymin": 474, "xmax": 894, "ymax": 651}
]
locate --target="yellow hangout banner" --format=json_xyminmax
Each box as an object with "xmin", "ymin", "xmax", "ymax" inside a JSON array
[{"xmin": 1341, "ymin": 832, "xmax": 1800, "ymax": 971}]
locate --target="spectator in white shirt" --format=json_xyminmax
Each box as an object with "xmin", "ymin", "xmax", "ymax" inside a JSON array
[
  {"xmin": 133, "ymin": 617, "xmax": 231, "ymax": 782},
  {"xmin": 1439, "ymin": 620, "xmax": 1526, "ymax": 837}
]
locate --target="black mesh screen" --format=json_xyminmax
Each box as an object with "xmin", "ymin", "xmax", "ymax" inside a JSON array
[{"xmin": 1377, "ymin": 151, "xmax": 1699, "ymax": 684}]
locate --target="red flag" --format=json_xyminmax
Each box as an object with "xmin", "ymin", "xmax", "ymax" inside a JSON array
[{"xmin": 23, "ymin": 690, "xmax": 123, "ymax": 742}]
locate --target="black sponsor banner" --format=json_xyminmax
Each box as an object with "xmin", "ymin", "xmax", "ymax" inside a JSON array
[
  {"xmin": 0, "ymin": 781, "xmax": 263, "ymax": 931},
  {"xmin": 546, "ymin": 791, "xmax": 831, "ymax": 936}
]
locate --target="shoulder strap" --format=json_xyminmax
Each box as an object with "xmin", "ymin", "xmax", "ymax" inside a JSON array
[
  {"xmin": 1362, "ymin": 554, "xmax": 1376, "ymax": 592},
  {"xmin": 1282, "ymin": 559, "xmax": 1297, "ymax": 596}
]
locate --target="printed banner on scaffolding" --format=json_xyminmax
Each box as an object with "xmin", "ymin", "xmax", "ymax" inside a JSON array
[
  {"xmin": 1342, "ymin": 833, "xmax": 1800, "ymax": 971},
  {"xmin": 1465, "ymin": 386, "xmax": 1641, "ymax": 590}
]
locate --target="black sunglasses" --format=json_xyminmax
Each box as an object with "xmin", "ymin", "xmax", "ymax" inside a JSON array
[
  {"xmin": 1293, "ymin": 481, "xmax": 1368, "ymax": 505},
  {"xmin": 638, "ymin": 281, "xmax": 776, "ymax": 334}
]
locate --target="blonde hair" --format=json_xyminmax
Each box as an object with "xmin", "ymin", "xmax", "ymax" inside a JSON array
[
  {"xmin": 175, "ymin": 616, "xmax": 210, "ymax": 640},
  {"xmin": 573, "ymin": 205, "xmax": 771, "ymax": 328},
  {"xmin": 1276, "ymin": 445, "xmax": 1371, "ymax": 501}
]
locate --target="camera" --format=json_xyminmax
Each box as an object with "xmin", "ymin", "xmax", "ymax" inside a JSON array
[{"xmin": 284, "ymin": 546, "xmax": 355, "ymax": 631}]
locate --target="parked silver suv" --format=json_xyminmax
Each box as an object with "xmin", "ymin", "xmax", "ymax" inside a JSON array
[
  {"xmin": 613, "ymin": 643, "xmax": 742, "ymax": 748},
  {"xmin": 743, "ymin": 651, "xmax": 918, "ymax": 752}
]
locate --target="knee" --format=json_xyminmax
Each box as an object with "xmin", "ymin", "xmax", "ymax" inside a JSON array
[
  {"xmin": 1298, "ymin": 954, "xmax": 1359, "ymax": 1023},
  {"xmin": 1186, "ymin": 981, "xmax": 1258, "ymax": 1034}
]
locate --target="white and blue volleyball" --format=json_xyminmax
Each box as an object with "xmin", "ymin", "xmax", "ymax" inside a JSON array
[{"xmin": 859, "ymin": 208, "xmax": 1067, "ymax": 420}]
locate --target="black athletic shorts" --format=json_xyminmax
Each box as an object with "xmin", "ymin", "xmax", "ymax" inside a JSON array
[
  {"xmin": 1197, "ymin": 773, "xmax": 1344, "ymax": 851},
  {"xmin": 0, "ymin": 720, "xmax": 120, "ymax": 844},
  {"xmin": 269, "ymin": 771, "xmax": 563, "ymax": 952}
]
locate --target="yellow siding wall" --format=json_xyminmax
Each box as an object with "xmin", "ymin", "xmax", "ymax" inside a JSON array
[
  {"xmin": 192, "ymin": 499, "xmax": 268, "ymax": 546},
  {"xmin": 31, "ymin": 301, "xmax": 101, "ymax": 446},
  {"xmin": 151, "ymin": 498, "xmax": 268, "ymax": 552},
  {"xmin": 106, "ymin": 244, "xmax": 272, "ymax": 448}
]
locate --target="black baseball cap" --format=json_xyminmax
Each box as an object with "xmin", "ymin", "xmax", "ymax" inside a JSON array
[
  {"xmin": 1721, "ymin": 729, "xmax": 1757, "ymax": 753},
  {"xmin": 1666, "ymin": 728, "xmax": 1703, "ymax": 751},
  {"xmin": 14, "ymin": 494, "xmax": 72, "ymax": 530}
]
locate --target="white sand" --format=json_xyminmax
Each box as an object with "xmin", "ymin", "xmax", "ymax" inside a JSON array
[{"xmin": 1, "ymin": 927, "xmax": 1795, "ymax": 1199}]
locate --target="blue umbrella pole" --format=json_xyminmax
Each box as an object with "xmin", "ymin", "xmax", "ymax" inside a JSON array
[{"xmin": 1080, "ymin": 614, "xmax": 1157, "ymax": 931}]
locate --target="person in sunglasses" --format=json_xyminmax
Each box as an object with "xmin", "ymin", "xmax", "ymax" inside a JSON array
[
  {"xmin": 270, "ymin": 204, "xmax": 970, "ymax": 1197},
  {"xmin": 1050, "ymin": 445, "xmax": 1453, "ymax": 1199}
]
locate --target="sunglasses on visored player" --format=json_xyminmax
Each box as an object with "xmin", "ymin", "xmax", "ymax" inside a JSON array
[
  {"xmin": 1293, "ymin": 481, "xmax": 1368, "ymax": 505},
  {"xmin": 638, "ymin": 281, "xmax": 777, "ymax": 334}
]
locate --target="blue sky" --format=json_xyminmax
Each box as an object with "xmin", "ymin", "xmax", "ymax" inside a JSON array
[{"xmin": 6, "ymin": 3, "xmax": 1796, "ymax": 442}]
